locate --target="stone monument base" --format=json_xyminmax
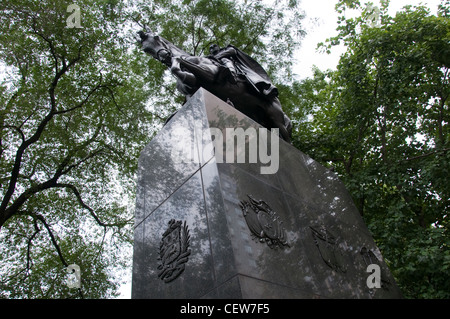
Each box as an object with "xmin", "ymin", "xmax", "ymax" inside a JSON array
[{"xmin": 132, "ymin": 88, "xmax": 402, "ymax": 299}]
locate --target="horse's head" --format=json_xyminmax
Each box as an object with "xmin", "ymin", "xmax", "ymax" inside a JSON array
[{"xmin": 138, "ymin": 31, "xmax": 172, "ymax": 66}]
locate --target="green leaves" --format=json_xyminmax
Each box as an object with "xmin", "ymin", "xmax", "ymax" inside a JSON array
[
  {"xmin": 0, "ymin": 0, "xmax": 152, "ymax": 298},
  {"xmin": 0, "ymin": 0, "xmax": 307, "ymax": 298},
  {"xmin": 292, "ymin": 2, "xmax": 449, "ymax": 299}
]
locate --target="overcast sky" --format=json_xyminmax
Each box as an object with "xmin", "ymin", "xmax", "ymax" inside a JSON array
[{"xmin": 294, "ymin": 0, "xmax": 443, "ymax": 80}]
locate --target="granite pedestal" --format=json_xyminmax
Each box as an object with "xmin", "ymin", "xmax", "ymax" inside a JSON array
[{"xmin": 131, "ymin": 88, "xmax": 402, "ymax": 299}]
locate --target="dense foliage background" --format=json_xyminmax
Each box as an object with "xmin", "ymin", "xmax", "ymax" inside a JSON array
[{"xmin": 0, "ymin": 0, "xmax": 448, "ymax": 298}]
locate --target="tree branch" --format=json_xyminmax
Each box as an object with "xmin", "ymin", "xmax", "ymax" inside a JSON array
[
  {"xmin": 400, "ymin": 148, "xmax": 450, "ymax": 162},
  {"xmin": 35, "ymin": 213, "xmax": 68, "ymax": 267},
  {"xmin": 2, "ymin": 125, "xmax": 26, "ymax": 142},
  {"xmin": 54, "ymin": 81, "xmax": 104, "ymax": 115},
  {"xmin": 17, "ymin": 210, "xmax": 68, "ymax": 268},
  {"xmin": 1, "ymin": 143, "xmax": 105, "ymax": 229},
  {"xmin": 55, "ymin": 183, "xmax": 127, "ymax": 228},
  {"xmin": 0, "ymin": 108, "xmax": 56, "ymax": 226},
  {"xmin": 0, "ymin": 43, "xmax": 82, "ymax": 227},
  {"xmin": 26, "ymin": 219, "xmax": 41, "ymax": 270},
  {"xmin": 0, "ymin": 59, "xmax": 101, "ymax": 229},
  {"xmin": 30, "ymin": 20, "xmax": 59, "ymax": 75}
]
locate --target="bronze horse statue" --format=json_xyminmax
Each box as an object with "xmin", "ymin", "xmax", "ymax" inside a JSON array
[{"xmin": 138, "ymin": 30, "xmax": 292, "ymax": 143}]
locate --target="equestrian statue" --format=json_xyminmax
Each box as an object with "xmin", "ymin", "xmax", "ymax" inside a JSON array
[{"xmin": 138, "ymin": 30, "xmax": 292, "ymax": 143}]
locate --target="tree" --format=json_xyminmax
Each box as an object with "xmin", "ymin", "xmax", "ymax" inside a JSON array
[
  {"xmin": 290, "ymin": 1, "xmax": 449, "ymax": 298},
  {"xmin": 0, "ymin": 0, "xmax": 153, "ymax": 298},
  {"xmin": 0, "ymin": 0, "xmax": 305, "ymax": 298}
]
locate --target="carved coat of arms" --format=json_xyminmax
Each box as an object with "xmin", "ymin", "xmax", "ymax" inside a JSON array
[
  {"xmin": 310, "ymin": 226, "xmax": 347, "ymax": 273},
  {"xmin": 157, "ymin": 219, "xmax": 191, "ymax": 283},
  {"xmin": 239, "ymin": 195, "xmax": 289, "ymax": 248}
]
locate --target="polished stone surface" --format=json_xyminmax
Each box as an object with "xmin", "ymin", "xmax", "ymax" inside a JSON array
[{"xmin": 132, "ymin": 88, "xmax": 402, "ymax": 299}]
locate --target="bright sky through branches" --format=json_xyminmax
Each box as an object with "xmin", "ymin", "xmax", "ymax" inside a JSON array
[{"xmin": 294, "ymin": 0, "xmax": 443, "ymax": 80}]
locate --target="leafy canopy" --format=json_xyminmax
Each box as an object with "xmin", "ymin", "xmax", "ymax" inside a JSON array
[
  {"xmin": 0, "ymin": 0, "xmax": 153, "ymax": 298},
  {"xmin": 287, "ymin": 1, "xmax": 449, "ymax": 298},
  {"xmin": 0, "ymin": 0, "xmax": 305, "ymax": 298}
]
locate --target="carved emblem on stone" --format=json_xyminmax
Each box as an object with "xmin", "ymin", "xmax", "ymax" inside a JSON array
[
  {"xmin": 310, "ymin": 226, "xmax": 347, "ymax": 273},
  {"xmin": 239, "ymin": 195, "xmax": 290, "ymax": 248},
  {"xmin": 157, "ymin": 219, "xmax": 191, "ymax": 283},
  {"xmin": 360, "ymin": 247, "xmax": 392, "ymax": 290}
]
